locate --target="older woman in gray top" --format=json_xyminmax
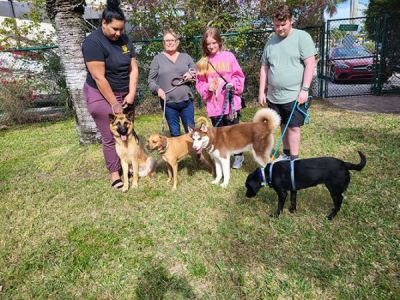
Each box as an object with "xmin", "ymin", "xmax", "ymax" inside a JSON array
[{"xmin": 148, "ymin": 29, "xmax": 196, "ymax": 136}]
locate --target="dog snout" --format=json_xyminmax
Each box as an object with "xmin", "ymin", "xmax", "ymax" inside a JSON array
[
  {"xmin": 245, "ymin": 189, "xmax": 256, "ymax": 198},
  {"xmin": 117, "ymin": 127, "xmax": 128, "ymax": 136},
  {"xmin": 146, "ymin": 139, "xmax": 158, "ymax": 151}
]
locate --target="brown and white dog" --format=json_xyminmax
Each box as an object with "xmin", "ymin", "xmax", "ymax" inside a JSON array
[
  {"xmin": 147, "ymin": 132, "xmax": 214, "ymax": 190},
  {"xmin": 109, "ymin": 111, "xmax": 155, "ymax": 191},
  {"xmin": 188, "ymin": 108, "xmax": 280, "ymax": 187}
]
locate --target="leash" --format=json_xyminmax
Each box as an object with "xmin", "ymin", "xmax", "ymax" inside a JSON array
[
  {"xmin": 271, "ymin": 96, "xmax": 312, "ymax": 160},
  {"xmin": 208, "ymin": 61, "xmax": 237, "ymax": 127},
  {"xmin": 214, "ymin": 83, "xmax": 234, "ymax": 127},
  {"xmin": 161, "ymin": 68, "xmax": 196, "ymax": 133}
]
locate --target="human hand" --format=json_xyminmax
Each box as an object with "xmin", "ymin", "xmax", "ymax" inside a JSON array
[
  {"xmin": 123, "ymin": 93, "xmax": 135, "ymax": 106},
  {"xmin": 111, "ymin": 102, "xmax": 123, "ymax": 114},
  {"xmin": 297, "ymin": 90, "xmax": 309, "ymax": 104},
  {"xmin": 157, "ymin": 88, "xmax": 166, "ymax": 100},
  {"xmin": 225, "ymin": 82, "xmax": 234, "ymax": 90},
  {"xmin": 208, "ymin": 79, "xmax": 218, "ymax": 93},
  {"xmin": 182, "ymin": 71, "xmax": 193, "ymax": 81},
  {"xmin": 258, "ymin": 93, "xmax": 266, "ymax": 106}
]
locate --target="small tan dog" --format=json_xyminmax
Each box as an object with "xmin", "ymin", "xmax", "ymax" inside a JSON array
[
  {"xmin": 147, "ymin": 131, "xmax": 213, "ymax": 190},
  {"xmin": 109, "ymin": 111, "xmax": 155, "ymax": 191}
]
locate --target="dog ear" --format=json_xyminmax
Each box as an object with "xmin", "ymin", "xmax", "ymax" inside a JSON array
[
  {"xmin": 109, "ymin": 114, "xmax": 116, "ymax": 123},
  {"xmin": 132, "ymin": 128, "xmax": 139, "ymax": 144},
  {"xmin": 200, "ymin": 123, "xmax": 208, "ymax": 132},
  {"xmin": 160, "ymin": 136, "xmax": 167, "ymax": 148},
  {"xmin": 188, "ymin": 126, "xmax": 194, "ymax": 134},
  {"xmin": 126, "ymin": 110, "xmax": 135, "ymax": 121}
]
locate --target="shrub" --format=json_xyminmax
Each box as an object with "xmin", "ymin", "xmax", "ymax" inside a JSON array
[{"xmin": 0, "ymin": 76, "xmax": 38, "ymax": 124}]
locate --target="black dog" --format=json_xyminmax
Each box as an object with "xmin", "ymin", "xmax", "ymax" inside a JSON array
[{"xmin": 245, "ymin": 151, "xmax": 366, "ymax": 220}]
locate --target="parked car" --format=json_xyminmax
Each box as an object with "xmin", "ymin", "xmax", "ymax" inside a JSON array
[{"xmin": 328, "ymin": 46, "xmax": 375, "ymax": 83}]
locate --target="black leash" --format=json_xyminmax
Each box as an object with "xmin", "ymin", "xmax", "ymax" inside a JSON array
[
  {"xmin": 208, "ymin": 61, "xmax": 236, "ymax": 127},
  {"xmin": 161, "ymin": 69, "xmax": 196, "ymax": 133}
]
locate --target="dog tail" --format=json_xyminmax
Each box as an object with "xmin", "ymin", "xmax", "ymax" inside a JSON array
[
  {"xmin": 253, "ymin": 108, "xmax": 281, "ymax": 132},
  {"xmin": 345, "ymin": 151, "xmax": 366, "ymax": 171},
  {"xmin": 196, "ymin": 116, "xmax": 209, "ymax": 127},
  {"xmin": 139, "ymin": 157, "xmax": 156, "ymax": 177}
]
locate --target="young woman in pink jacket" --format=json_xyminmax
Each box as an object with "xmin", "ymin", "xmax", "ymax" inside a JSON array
[{"xmin": 196, "ymin": 27, "xmax": 246, "ymax": 169}]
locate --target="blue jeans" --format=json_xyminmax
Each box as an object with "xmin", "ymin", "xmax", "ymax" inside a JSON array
[{"xmin": 160, "ymin": 99, "xmax": 195, "ymax": 137}]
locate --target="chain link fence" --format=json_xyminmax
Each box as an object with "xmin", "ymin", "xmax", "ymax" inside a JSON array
[
  {"xmin": 379, "ymin": 14, "xmax": 400, "ymax": 94},
  {"xmin": 0, "ymin": 47, "xmax": 69, "ymax": 125},
  {"xmin": 323, "ymin": 16, "xmax": 400, "ymax": 98}
]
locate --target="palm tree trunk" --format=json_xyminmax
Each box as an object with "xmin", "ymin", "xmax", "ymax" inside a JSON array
[{"xmin": 46, "ymin": 0, "xmax": 100, "ymax": 144}]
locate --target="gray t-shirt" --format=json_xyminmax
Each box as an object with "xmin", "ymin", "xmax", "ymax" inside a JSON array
[
  {"xmin": 261, "ymin": 29, "xmax": 316, "ymax": 104},
  {"xmin": 148, "ymin": 52, "xmax": 195, "ymax": 103}
]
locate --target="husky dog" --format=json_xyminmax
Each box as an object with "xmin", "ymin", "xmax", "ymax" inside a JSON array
[{"xmin": 189, "ymin": 108, "xmax": 280, "ymax": 187}]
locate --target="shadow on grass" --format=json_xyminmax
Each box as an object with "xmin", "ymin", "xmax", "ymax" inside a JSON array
[{"xmin": 136, "ymin": 262, "xmax": 196, "ymax": 299}]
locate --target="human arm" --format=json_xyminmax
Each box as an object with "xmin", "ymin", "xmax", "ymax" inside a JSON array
[
  {"xmin": 147, "ymin": 56, "xmax": 166, "ymax": 100},
  {"xmin": 258, "ymin": 64, "xmax": 268, "ymax": 106},
  {"xmin": 297, "ymin": 55, "xmax": 316, "ymax": 104},
  {"xmin": 182, "ymin": 55, "xmax": 196, "ymax": 81},
  {"xmin": 86, "ymin": 61, "xmax": 123, "ymax": 113},
  {"xmin": 123, "ymin": 57, "xmax": 138, "ymax": 105},
  {"xmin": 195, "ymin": 72, "xmax": 214, "ymax": 101},
  {"xmin": 229, "ymin": 54, "xmax": 245, "ymax": 95}
]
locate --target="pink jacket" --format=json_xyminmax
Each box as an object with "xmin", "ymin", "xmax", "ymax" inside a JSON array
[{"xmin": 196, "ymin": 51, "xmax": 245, "ymax": 117}]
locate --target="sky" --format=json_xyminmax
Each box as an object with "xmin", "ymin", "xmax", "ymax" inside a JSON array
[{"xmin": 325, "ymin": 0, "xmax": 370, "ymax": 20}]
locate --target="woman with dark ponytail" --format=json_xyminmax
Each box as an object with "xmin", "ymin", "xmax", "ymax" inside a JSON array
[{"xmin": 82, "ymin": 0, "xmax": 138, "ymax": 190}]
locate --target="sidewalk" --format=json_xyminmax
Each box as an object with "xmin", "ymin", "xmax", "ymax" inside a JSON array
[{"xmin": 327, "ymin": 95, "xmax": 400, "ymax": 114}]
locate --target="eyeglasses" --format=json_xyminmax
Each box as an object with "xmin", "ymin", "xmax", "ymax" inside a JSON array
[{"xmin": 163, "ymin": 39, "xmax": 177, "ymax": 43}]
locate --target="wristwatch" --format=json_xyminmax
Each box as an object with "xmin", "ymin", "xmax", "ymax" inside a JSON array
[{"xmin": 301, "ymin": 86, "xmax": 310, "ymax": 92}]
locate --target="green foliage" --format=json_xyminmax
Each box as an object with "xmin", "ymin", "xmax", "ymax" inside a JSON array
[
  {"xmin": 0, "ymin": 75, "xmax": 37, "ymax": 124},
  {"xmin": 365, "ymin": 0, "xmax": 400, "ymax": 79},
  {"xmin": 0, "ymin": 0, "xmax": 55, "ymax": 49}
]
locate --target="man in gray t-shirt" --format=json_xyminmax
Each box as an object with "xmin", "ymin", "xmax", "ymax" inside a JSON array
[{"xmin": 258, "ymin": 4, "xmax": 316, "ymax": 161}]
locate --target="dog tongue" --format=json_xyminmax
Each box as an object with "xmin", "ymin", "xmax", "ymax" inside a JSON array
[
  {"xmin": 121, "ymin": 135, "xmax": 127, "ymax": 141},
  {"xmin": 196, "ymin": 148, "xmax": 202, "ymax": 154}
]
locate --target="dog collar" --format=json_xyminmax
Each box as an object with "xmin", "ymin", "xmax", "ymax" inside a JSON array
[
  {"xmin": 290, "ymin": 159, "xmax": 299, "ymax": 191},
  {"xmin": 259, "ymin": 167, "xmax": 267, "ymax": 186},
  {"xmin": 268, "ymin": 163, "xmax": 274, "ymax": 187}
]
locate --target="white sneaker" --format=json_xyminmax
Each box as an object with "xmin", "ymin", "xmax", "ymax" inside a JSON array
[
  {"xmin": 274, "ymin": 153, "xmax": 290, "ymax": 162},
  {"xmin": 232, "ymin": 155, "xmax": 244, "ymax": 169}
]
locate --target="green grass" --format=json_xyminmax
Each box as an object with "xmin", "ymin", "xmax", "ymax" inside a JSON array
[{"xmin": 0, "ymin": 100, "xmax": 399, "ymax": 299}]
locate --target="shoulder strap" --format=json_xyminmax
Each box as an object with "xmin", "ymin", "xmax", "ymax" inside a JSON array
[{"xmin": 208, "ymin": 61, "xmax": 228, "ymax": 83}]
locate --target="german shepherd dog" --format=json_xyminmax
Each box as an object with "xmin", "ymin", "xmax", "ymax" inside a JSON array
[
  {"xmin": 245, "ymin": 151, "xmax": 366, "ymax": 219},
  {"xmin": 188, "ymin": 108, "xmax": 281, "ymax": 187},
  {"xmin": 109, "ymin": 111, "xmax": 155, "ymax": 191}
]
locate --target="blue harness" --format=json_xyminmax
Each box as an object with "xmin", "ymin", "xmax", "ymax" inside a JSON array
[{"xmin": 259, "ymin": 159, "xmax": 298, "ymax": 191}]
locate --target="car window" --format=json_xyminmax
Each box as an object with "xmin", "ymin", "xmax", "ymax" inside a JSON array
[{"xmin": 333, "ymin": 48, "xmax": 371, "ymax": 58}]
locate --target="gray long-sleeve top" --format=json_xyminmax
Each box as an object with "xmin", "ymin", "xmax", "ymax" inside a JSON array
[{"xmin": 148, "ymin": 52, "xmax": 196, "ymax": 103}]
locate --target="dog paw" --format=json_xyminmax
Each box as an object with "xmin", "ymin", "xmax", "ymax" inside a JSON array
[
  {"xmin": 220, "ymin": 182, "xmax": 228, "ymax": 188},
  {"xmin": 121, "ymin": 186, "xmax": 129, "ymax": 192},
  {"xmin": 271, "ymin": 212, "xmax": 281, "ymax": 218},
  {"xmin": 211, "ymin": 179, "xmax": 220, "ymax": 185},
  {"xmin": 289, "ymin": 208, "xmax": 297, "ymax": 213}
]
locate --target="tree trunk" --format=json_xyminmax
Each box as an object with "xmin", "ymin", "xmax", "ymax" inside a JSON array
[{"xmin": 46, "ymin": 0, "xmax": 100, "ymax": 144}]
